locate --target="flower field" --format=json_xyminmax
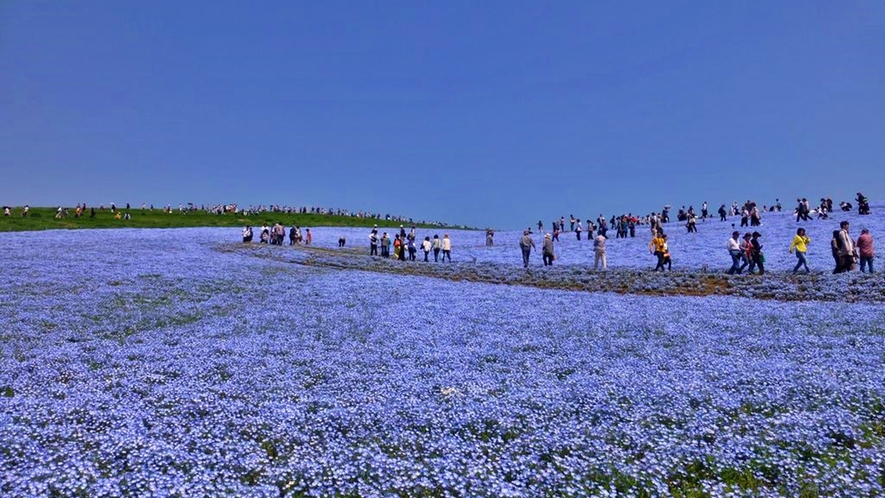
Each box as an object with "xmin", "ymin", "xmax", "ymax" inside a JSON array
[{"xmin": 1, "ymin": 205, "xmax": 884, "ymax": 496}]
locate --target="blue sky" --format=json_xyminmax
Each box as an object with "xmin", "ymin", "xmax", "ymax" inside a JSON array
[{"xmin": 1, "ymin": 1, "xmax": 883, "ymax": 229}]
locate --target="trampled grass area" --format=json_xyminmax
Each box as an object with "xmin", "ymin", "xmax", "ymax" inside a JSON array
[{"xmin": 0, "ymin": 207, "xmax": 460, "ymax": 232}]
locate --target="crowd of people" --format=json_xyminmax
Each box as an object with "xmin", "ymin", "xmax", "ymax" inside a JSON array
[
  {"xmin": 518, "ymin": 193, "xmax": 874, "ymax": 275},
  {"xmin": 235, "ymin": 192, "xmax": 876, "ymax": 276},
  {"xmin": 242, "ymin": 223, "xmax": 313, "ymax": 245},
  {"xmin": 242, "ymin": 223, "xmax": 454, "ymax": 263}
]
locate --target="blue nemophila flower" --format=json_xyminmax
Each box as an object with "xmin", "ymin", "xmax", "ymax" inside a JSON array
[{"xmin": 0, "ymin": 220, "xmax": 884, "ymax": 495}]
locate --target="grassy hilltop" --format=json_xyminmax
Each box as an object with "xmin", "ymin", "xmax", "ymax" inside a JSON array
[{"xmin": 0, "ymin": 207, "xmax": 463, "ymax": 232}]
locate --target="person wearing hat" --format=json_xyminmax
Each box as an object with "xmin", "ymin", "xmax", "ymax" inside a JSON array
[
  {"xmin": 747, "ymin": 231, "xmax": 764, "ymax": 274},
  {"xmin": 519, "ymin": 230, "xmax": 535, "ymax": 268},
  {"xmin": 542, "ymin": 233, "xmax": 555, "ymax": 266}
]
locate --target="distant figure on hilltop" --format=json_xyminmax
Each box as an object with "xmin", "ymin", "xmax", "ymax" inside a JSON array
[
  {"xmin": 796, "ymin": 198, "xmax": 811, "ymax": 222},
  {"xmin": 856, "ymin": 192, "xmax": 871, "ymax": 215}
]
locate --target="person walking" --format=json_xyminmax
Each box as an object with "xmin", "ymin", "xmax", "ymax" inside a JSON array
[
  {"xmin": 747, "ymin": 231, "xmax": 764, "ymax": 275},
  {"xmin": 519, "ymin": 230, "xmax": 535, "ymax": 268},
  {"xmin": 650, "ymin": 232, "xmax": 667, "ymax": 271},
  {"xmin": 441, "ymin": 234, "xmax": 452, "ymax": 262},
  {"xmin": 789, "ymin": 228, "xmax": 811, "ymax": 274},
  {"xmin": 575, "ymin": 221, "xmax": 583, "ymax": 241},
  {"xmin": 432, "ymin": 234, "xmax": 441, "ymax": 262},
  {"xmin": 542, "ymin": 233, "xmax": 555, "ymax": 266},
  {"xmin": 857, "ymin": 228, "xmax": 874, "ymax": 273},
  {"xmin": 660, "ymin": 234, "xmax": 672, "ymax": 270},
  {"xmin": 726, "ymin": 231, "xmax": 742, "ymax": 274},
  {"xmin": 594, "ymin": 232, "xmax": 607, "ymax": 270}
]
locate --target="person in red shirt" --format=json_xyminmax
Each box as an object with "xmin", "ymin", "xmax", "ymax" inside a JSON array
[{"xmin": 856, "ymin": 228, "xmax": 875, "ymax": 273}]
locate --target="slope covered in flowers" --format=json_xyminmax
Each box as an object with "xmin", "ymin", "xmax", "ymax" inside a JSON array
[{"xmin": 0, "ymin": 210, "xmax": 883, "ymax": 496}]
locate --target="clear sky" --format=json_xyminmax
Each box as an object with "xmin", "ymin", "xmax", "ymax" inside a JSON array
[{"xmin": 1, "ymin": 1, "xmax": 883, "ymax": 229}]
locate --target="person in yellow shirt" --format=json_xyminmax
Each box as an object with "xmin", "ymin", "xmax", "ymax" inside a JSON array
[
  {"xmin": 789, "ymin": 227, "xmax": 811, "ymax": 274},
  {"xmin": 649, "ymin": 231, "xmax": 667, "ymax": 271}
]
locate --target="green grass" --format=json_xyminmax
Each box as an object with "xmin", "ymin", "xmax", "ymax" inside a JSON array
[{"xmin": 0, "ymin": 207, "xmax": 465, "ymax": 232}]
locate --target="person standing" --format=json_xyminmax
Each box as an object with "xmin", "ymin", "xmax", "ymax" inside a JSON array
[
  {"xmin": 432, "ymin": 234, "xmax": 441, "ymax": 262},
  {"xmin": 441, "ymin": 234, "xmax": 452, "ymax": 262},
  {"xmin": 242, "ymin": 225, "xmax": 253, "ymax": 243},
  {"xmin": 726, "ymin": 231, "xmax": 742, "ymax": 274},
  {"xmin": 422, "ymin": 236, "xmax": 432, "ymax": 262},
  {"xmin": 519, "ymin": 230, "xmax": 535, "ymax": 268},
  {"xmin": 834, "ymin": 221, "xmax": 855, "ymax": 273},
  {"xmin": 789, "ymin": 228, "xmax": 811, "ymax": 274},
  {"xmin": 407, "ymin": 237, "xmax": 417, "ymax": 261},
  {"xmin": 857, "ymin": 228, "xmax": 875, "ymax": 273},
  {"xmin": 369, "ymin": 231, "xmax": 379, "ymax": 256},
  {"xmin": 394, "ymin": 235, "xmax": 404, "ymax": 261},
  {"xmin": 575, "ymin": 221, "xmax": 583, "ymax": 241},
  {"xmin": 594, "ymin": 232, "xmax": 607, "ymax": 270},
  {"xmin": 542, "ymin": 233, "xmax": 555, "ymax": 266},
  {"xmin": 830, "ymin": 230, "xmax": 842, "ymax": 273},
  {"xmin": 381, "ymin": 232, "xmax": 390, "ymax": 258}
]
